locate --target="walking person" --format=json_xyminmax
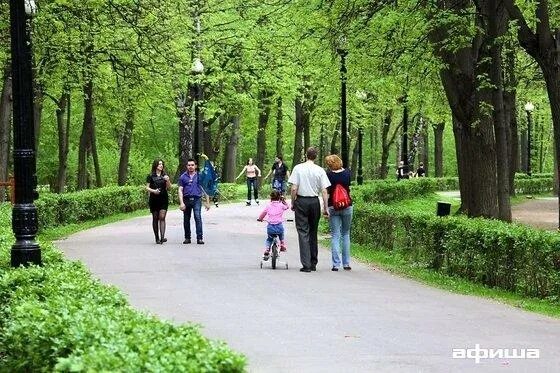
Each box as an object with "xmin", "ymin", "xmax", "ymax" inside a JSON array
[
  {"xmin": 178, "ymin": 158, "xmax": 210, "ymax": 245},
  {"xmin": 325, "ymin": 155, "xmax": 353, "ymax": 271},
  {"xmin": 263, "ymin": 156, "xmax": 290, "ymax": 195},
  {"xmin": 288, "ymin": 147, "xmax": 330, "ymax": 272},
  {"xmin": 235, "ymin": 158, "xmax": 261, "ymax": 206},
  {"xmin": 146, "ymin": 159, "xmax": 171, "ymax": 244}
]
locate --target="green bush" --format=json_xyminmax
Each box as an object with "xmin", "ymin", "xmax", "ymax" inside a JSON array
[
  {"xmin": 352, "ymin": 203, "xmax": 560, "ymax": 300},
  {"xmin": 0, "ymin": 204, "xmax": 246, "ymax": 372}
]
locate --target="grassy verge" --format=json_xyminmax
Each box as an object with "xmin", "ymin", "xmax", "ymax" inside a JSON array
[{"xmin": 349, "ymin": 243, "xmax": 560, "ymax": 318}]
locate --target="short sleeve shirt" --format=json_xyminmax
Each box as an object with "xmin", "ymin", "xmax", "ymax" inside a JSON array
[
  {"xmin": 288, "ymin": 162, "xmax": 331, "ymax": 197},
  {"xmin": 271, "ymin": 162, "xmax": 289, "ymax": 180},
  {"xmin": 178, "ymin": 172, "xmax": 203, "ymax": 197},
  {"xmin": 146, "ymin": 173, "xmax": 168, "ymax": 196}
]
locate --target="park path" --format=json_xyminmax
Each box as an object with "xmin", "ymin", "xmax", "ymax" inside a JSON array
[{"xmin": 56, "ymin": 201, "xmax": 560, "ymax": 373}]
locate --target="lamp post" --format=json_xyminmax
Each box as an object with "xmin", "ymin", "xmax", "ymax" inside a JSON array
[
  {"xmin": 524, "ymin": 101, "xmax": 534, "ymax": 177},
  {"xmin": 400, "ymin": 94, "xmax": 409, "ymax": 176},
  {"xmin": 337, "ymin": 37, "xmax": 349, "ymax": 168},
  {"xmin": 355, "ymin": 90, "xmax": 367, "ymax": 185},
  {"xmin": 191, "ymin": 57, "xmax": 204, "ymax": 164},
  {"xmin": 10, "ymin": 0, "xmax": 41, "ymax": 267}
]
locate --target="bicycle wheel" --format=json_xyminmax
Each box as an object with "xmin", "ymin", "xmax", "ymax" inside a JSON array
[{"xmin": 271, "ymin": 240, "xmax": 278, "ymax": 269}]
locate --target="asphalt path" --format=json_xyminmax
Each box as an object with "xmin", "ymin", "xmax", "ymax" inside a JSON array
[{"xmin": 56, "ymin": 201, "xmax": 560, "ymax": 373}]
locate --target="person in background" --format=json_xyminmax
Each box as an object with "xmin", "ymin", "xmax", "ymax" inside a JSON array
[
  {"xmin": 263, "ymin": 156, "xmax": 290, "ymax": 195},
  {"xmin": 235, "ymin": 158, "xmax": 261, "ymax": 206},
  {"xmin": 257, "ymin": 190, "xmax": 290, "ymax": 260},
  {"xmin": 178, "ymin": 158, "xmax": 210, "ymax": 245},
  {"xmin": 325, "ymin": 154, "xmax": 353, "ymax": 271},
  {"xmin": 146, "ymin": 159, "xmax": 171, "ymax": 244},
  {"xmin": 288, "ymin": 147, "xmax": 330, "ymax": 273},
  {"xmin": 396, "ymin": 161, "xmax": 409, "ymax": 181},
  {"xmin": 416, "ymin": 162, "xmax": 426, "ymax": 177}
]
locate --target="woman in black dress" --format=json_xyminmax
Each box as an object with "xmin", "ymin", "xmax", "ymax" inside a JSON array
[{"xmin": 146, "ymin": 159, "xmax": 171, "ymax": 244}]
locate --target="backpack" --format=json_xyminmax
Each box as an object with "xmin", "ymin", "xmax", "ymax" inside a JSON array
[{"xmin": 332, "ymin": 184, "xmax": 351, "ymax": 211}]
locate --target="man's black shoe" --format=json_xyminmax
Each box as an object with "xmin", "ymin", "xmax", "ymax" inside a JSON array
[
  {"xmin": 197, "ymin": 239, "xmax": 205, "ymax": 245},
  {"xmin": 311, "ymin": 266, "xmax": 317, "ymax": 271},
  {"xmin": 183, "ymin": 239, "xmax": 191, "ymax": 244},
  {"xmin": 300, "ymin": 267, "xmax": 311, "ymax": 272}
]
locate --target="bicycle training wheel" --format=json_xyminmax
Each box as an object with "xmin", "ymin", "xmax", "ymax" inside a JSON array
[{"xmin": 271, "ymin": 241, "xmax": 278, "ymax": 269}]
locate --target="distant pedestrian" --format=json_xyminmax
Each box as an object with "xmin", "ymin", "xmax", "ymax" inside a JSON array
[
  {"xmin": 416, "ymin": 162, "xmax": 426, "ymax": 177},
  {"xmin": 257, "ymin": 190, "xmax": 290, "ymax": 260},
  {"xmin": 396, "ymin": 161, "xmax": 409, "ymax": 181},
  {"xmin": 288, "ymin": 147, "xmax": 330, "ymax": 272},
  {"xmin": 178, "ymin": 158, "xmax": 210, "ymax": 245},
  {"xmin": 325, "ymin": 154, "xmax": 353, "ymax": 271},
  {"xmin": 146, "ymin": 159, "xmax": 171, "ymax": 244},
  {"xmin": 264, "ymin": 156, "xmax": 290, "ymax": 195},
  {"xmin": 235, "ymin": 158, "xmax": 262, "ymax": 206}
]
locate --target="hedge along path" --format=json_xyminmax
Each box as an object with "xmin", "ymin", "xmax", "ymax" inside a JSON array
[{"xmin": 56, "ymin": 201, "xmax": 560, "ymax": 372}]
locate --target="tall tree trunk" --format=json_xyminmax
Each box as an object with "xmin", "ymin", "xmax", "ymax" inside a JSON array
[
  {"xmin": 421, "ymin": 128, "xmax": 429, "ymax": 176},
  {"xmin": 78, "ymin": 80, "xmax": 93, "ymax": 190},
  {"xmin": 33, "ymin": 81, "xmax": 43, "ymax": 152},
  {"xmin": 176, "ymin": 90, "xmax": 194, "ymax": 178},
  {"xmin": 430, "ymin": 1, "xmax": 499, "ymax": 218},
  {"xmin": 520, "ymin": 128, "xmax": 528, "ymax": 172},
  {"xmin": 379, "ymin": 111, "xmax": 400, "ymax": 179},
  {"xmin": 55, "ymin": 92, "xmax": 69, "ymax": 193},
  {"xmin": 433, "ymin": 122, "xmax": 445, "ymax": 177},
  {"xmin": 0, "ymin": 62, "xmax": 12, "ymax": 202},
  {"xmin": 504, "ymin": 46, "xmax": 519, "ymax": 194},
  {"xmin": 118, "ymin": 106, "xmax": 134, "ymax": 186},
  {"xmin": 256, "ymin": 89, "xmax": 272, "ymax": 177},
  {"xmin": 350, "ymin": 140, "xmax": 358, "ymax": 180},
  {"xmin": 484, "ymin": 0, "xmax": 511, "ymax": 221},
  {"xmin": 276, "ymin": 96, "xmax": 283, "ymax": 157},
  {"xmin": 222, "ymin": 116, "xmax": 240, "ymax": 182},
  {"xmin": 293, "ymin": 97, "xmax": 304, "ymax": 168},
  {"xmin": 329, "ymin": 125, "xmax": 339, "ymax": 155}
]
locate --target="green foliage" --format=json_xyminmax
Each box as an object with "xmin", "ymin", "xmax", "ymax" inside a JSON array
[
  {"xmin": 0, "ymin": 204, "xmax": 245, "ymax": 372},
  {"xmin": 352, "ymin": 202, "xmax": 560, "ymax": 300}
]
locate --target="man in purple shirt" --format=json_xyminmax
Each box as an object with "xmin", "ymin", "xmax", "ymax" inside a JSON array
[{"xmin": 178, "ymin": 158, "xmax": 210, "ymax": 244}]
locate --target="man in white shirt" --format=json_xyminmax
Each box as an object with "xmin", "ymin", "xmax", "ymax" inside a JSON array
[{"xmin": 288, "ymin": 147, "xmax": 331, "ymax": 272}]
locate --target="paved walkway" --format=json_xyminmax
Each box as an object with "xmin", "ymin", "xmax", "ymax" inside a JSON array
[{"xmin": 56, "ymin": 202, "xmax": 560, "ymax": 372}]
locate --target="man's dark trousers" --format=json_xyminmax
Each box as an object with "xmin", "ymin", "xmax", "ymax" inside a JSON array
[{"xmin": 294, "ymin": 196, "xmax": 321, "ymax": 269}]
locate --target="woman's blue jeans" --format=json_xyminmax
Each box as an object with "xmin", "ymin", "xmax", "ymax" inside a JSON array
[
  {"xmin": 246, "ymin": 177, "xmax": 258, "ymax": 201},
  {"xmin": 328, "ymin": 205, "xmax": 353, "ymax": 268}
]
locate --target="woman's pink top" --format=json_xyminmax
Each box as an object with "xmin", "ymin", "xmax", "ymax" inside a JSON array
[{"xmin": 258, "ymin": 201, "xmax": 290, "ymax": 224}]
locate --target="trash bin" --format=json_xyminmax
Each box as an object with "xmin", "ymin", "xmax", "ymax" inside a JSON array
[{"xmin": 436, "ymin": 201, "xmax": 451, "ymax": 217}]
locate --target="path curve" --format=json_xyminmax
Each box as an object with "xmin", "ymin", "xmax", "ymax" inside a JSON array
[{"xmin": 56, "ymin": 202, "xmax": 560, "ymax": 372}]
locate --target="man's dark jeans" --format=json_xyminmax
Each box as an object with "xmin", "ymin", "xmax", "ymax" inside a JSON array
[{"xmin": 183, "ymin": 196, "xmax": 203, "ymax": 239}]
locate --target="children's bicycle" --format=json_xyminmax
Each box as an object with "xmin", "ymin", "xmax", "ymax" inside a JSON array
[{"xmin": 258, "ymin": 221, "xmax": 288, "ymax": 270}]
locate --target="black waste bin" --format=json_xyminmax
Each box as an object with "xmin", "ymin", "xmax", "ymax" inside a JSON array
[{"xmin": 436, "ymin": 201, "xmax": 451, "ymax": 217}]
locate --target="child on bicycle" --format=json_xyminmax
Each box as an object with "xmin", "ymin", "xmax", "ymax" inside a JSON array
[{"xmin": 257, "ymin": 190, "xmax": 290, "ymax": 260}]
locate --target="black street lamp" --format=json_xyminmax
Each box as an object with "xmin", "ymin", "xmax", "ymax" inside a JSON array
[
  {"xmin": 337, "ymin": 37, "xmax": 349, "ymax": 168},
  {"xmin": 400, "ymin": 94, "xmax": 409, "ymax": 176},
  {"xmin": 191, "ymin": 57, "xmax": 204, "ymax": 164},
  {"xmin": 10, "ymin": 0, "xmax": 41, "ymax": 267},
  {"xmin": 524, "ymin": 101, "xmax": 534, "ymax": 177}
]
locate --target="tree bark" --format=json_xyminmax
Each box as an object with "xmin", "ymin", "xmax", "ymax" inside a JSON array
[
  {"xmin": 484, "ymin": 0, "xmax": 511, "ymax": 221},
  {"xmin": 176, "ymin": 89, "xmax": 194, "ymax": 178},
  {"xmin": 379, "ymin": 110, "xmax": 400, "ymax": 179},
  {"xmin": 276, "ymin": 96, "xmax": 283, "ymax": 157},
  {"xmin": 118, "ymin": 106, "xmax": 134, "ymax": 186},
  {"xmin": 222, "ymin": 116, "xmax": 240, "ymax": 183},
  {"xmin": 293, "ymin": 97, "xmax": 304, "ymax": 168},
  {"xmin": 78, "ymin": 80, "xmax": 93, "ymax": 190},
  {"xmin": 430, "ymin": 0, "xmax": 499, "ymax": 218},
  {"xmin": 433, "ymin": 122, "xmax": 445, "ymax": 177},
  {"xmin": 0, "ymin": 62, "xmax": 12, "ymax": 202},
  {"xmin": 55, "ymin": 92, "xmax": 69, "ymax": 193},
  {"xmin": 504, "ymin": 45, "xmax": 519, "ymax": 194},
  {"xmin": 256, "ymin": 89, "xmax": 272, "ymax": 178}
]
